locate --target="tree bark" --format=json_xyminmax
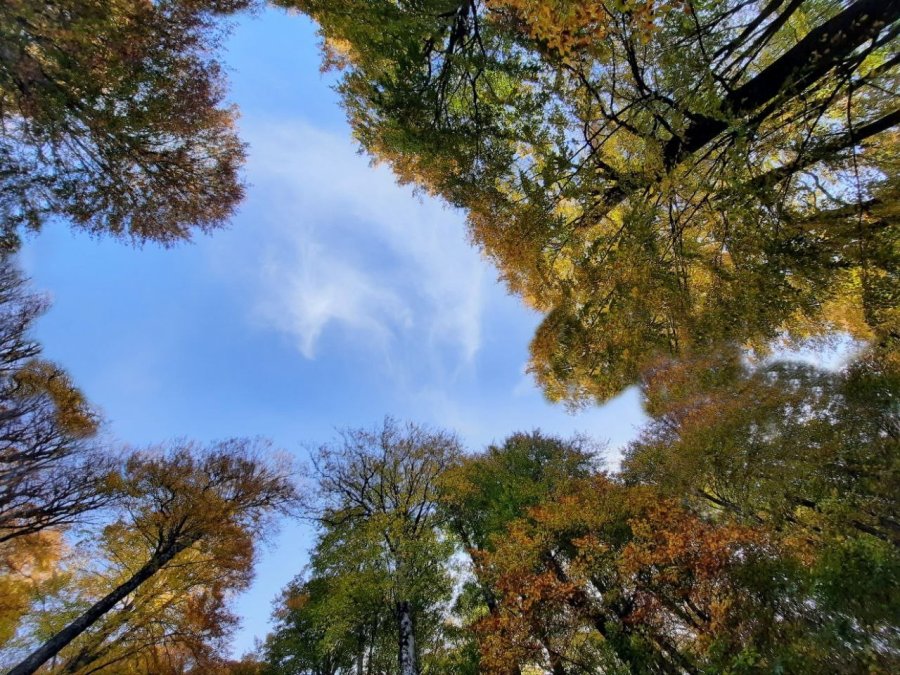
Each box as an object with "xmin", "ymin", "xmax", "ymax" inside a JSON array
[
  {"xmin": 7, "ymin": 536, "xmax": 195, "ymax": 675},
  {"xmin": 356, "ymin": 627, "xmax": 365, "ymax": 675},
  {"xmin": 396, "ymin": 600, "xmax": 418, "ymax": 675}
]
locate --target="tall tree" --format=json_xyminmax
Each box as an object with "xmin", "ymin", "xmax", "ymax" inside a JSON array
[
  {"xmin": 437, "ymin": 432, "xmax": 599, "ymax": 674},
  {"xmin": 621, "ymin": 348, "xmax": 900, "ymax": 670},
  {"xmin": 286, "ymin": 0, "xmax": 900, "ymax": 404},
  {"xmin": 0, "ymin": 255, "xmax": 111, "ymax": 544},
  {"xmin": 5, "ymin": 528, "xmax": 246, "ymax": 675},
  {"xmin": 306, "ymin": 419, "xmax": 461, "ymax": 675},
  {"xmin": 6, "ymin": 439, "xmax": 298, "ymax": 675},
  {"xmin": 0, "ymin": 0, "xmax": 250, "ymax": 249},
  {"xmin": 44, "ymin": 529, "xmax": 246, "ymax": 675}
]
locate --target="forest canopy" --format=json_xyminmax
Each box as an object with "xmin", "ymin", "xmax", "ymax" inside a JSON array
[
  {"xmin": 249, "ymin": 1, "xmax": 900, "ymax": 671},
  {"xmin": 261, "ymin": 418, "xmax": 898, "ymax": 673},
  {"xmin": 287, "ymin": 0, "xmax": 900, "ymax": 404},
  {"xmin": 0, "ymin": 1, "xmax": 898, "ymax": 674}
]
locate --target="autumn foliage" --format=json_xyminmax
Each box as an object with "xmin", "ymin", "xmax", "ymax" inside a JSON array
[
  {"xmin": 0, "ymin": 0, "xmax": 250, "ymax": 248},
  {"xmin": 2, "ymin": 1, "xmax": 898, "ymax": 673}
]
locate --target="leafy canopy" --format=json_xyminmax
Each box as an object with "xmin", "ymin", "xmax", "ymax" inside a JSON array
[
  {"xmin": 0, "ymin": 0, "xmax": 251, "ymax": 248},
  {"xmin": 287, "ymin": 0, "xmax": 900, "ymax": 404}
]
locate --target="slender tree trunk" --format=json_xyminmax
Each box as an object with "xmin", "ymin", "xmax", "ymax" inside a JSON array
[
  {"xmin": 396, "ymin": 600, "xmax": 418, "ymax": 675},
  {"xmin": 367, "ymin": 618, "xmax": 377, "ymax": 675},
  {"xmin": 7, "ymin": 537, "xmax": 194, "ymax": 675},
  {"xmin": 356, "ymin": 627, "xmax": 365, "ymax": 675}
]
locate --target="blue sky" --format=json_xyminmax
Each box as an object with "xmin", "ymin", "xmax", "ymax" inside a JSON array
[{"xmin": 19, "ymin": 7, "xmax": 648, "ymax": 657}]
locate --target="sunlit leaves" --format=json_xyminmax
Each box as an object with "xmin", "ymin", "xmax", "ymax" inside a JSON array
[
  {"xmin": 6, "ymin": 440, "xmax": 297, "ymax": 675},
  {"xmin": 288, "ymin": 0, "xmax": 900, "ymax": 404}
]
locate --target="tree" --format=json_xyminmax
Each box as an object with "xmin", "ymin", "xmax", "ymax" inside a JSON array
[
  {"xmin": 465, "ymin": 474, "xmax": 649, "ymax": 674},
  {"xmin": 621, "ymin": 348, "xmax": 900, "ymax": 670},
  {"xmin": 623, "ymin": 345, "xmax": 899, "ymax": 548},
  {"xmin": 0, "ymin": 255, "xmax": 111, "ymax": 544},
  {"xmin": 286, "ymin": 0, "xmax": 900, "ymax": 404},
  {"xmin": 43, "ymin": 528, "xmax": 246, "ymax": 675},
  {"xmin": 263, "ymin": 574, "xmax": 376, "ymax": 675},
  {"xmin": 437, "ymin": 432, "xmax": 600, "ymax": 674},
  {"xmin": 5, "ymin": 530, "xmax": 245, "ymax": 675},
  {"xmin": 473, "ymin": 474, "xmax": 851, "ymax": 674},
  {"xmin": 6, "ymin": 439, "xmax": 298, "ymax": 675},
  {"xmin": 439, "ymin": 431, "xmax": 597, "ymax": 554},
  {"xmin": 305, "ymin": 419, "xmax": 461, "ymax": 675},
  {"xmin": 0, "ymin": 0, "xmax": 250, "ymax": 249},
  {"xmin": 437, "ymin": 421, "xmax": 897, "ymax": 672}
]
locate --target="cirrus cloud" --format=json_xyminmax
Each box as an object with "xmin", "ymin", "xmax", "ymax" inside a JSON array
[{"xmin": 241, "ymin": 120, "xmax": 487, "ymax": 368}]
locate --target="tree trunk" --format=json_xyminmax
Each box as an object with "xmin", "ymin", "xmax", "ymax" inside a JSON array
[
  {"xmin": 666, "ymin": 0, "xmax": 900, "ymax": 167},
  {"xmin": 367, "ymin": 618, "xmax": 378, "ymax": 675},
  {"xmin": 396, "ymin": 600, "xmax": 418, "ymax": 675},
  {"xmin": 590, "ymin": 0, "xmax": 900, "ymax": 218},
  {"xmin": 7, "ymin": 537, "xmax": 194, "ymax": 675},
  {"xmin": 356, "ymin": 627, "xmax": 365, "ymax": 675}
]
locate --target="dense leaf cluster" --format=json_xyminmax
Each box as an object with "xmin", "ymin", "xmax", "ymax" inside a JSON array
[{"xmin": 0, "ymin": 0, "xmax": 250, "ymax": 248}]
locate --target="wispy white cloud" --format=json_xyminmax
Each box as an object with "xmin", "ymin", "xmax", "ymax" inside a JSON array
[
  {"xmin": 240, "ymin": 120, "xmax": 487, "ymax": 366},
  {"xmin": 258, "ymin": 237, "xmax": 411, "ymax": 359}
]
